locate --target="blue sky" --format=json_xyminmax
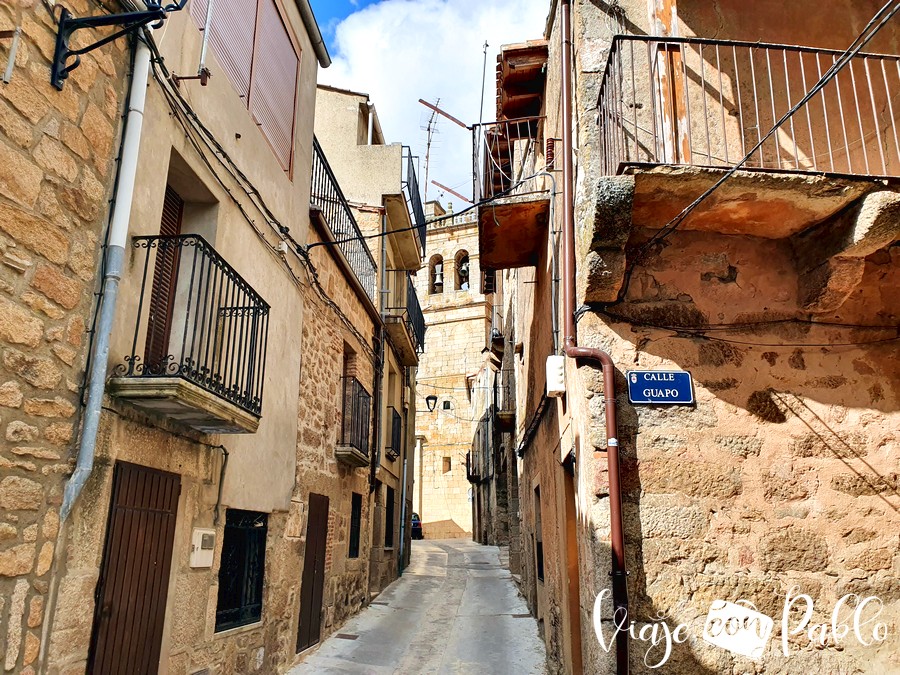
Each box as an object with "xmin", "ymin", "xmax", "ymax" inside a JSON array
[
  {"xmin": 309, "ymin": 0, "xmax": 548, "ymax": 202},
  {"xmin": 309, "ymin": 0, "xmax": 380, "ymax": 54}
]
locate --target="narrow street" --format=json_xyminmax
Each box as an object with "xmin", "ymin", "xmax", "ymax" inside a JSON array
[{"xmin": 288, "ymin": 540, "xmax": 547, "ymax": 674}]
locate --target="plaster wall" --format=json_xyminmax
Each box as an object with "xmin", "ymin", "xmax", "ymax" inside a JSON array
[{"xmin": 44, "ymin": 2, "xmax": 326, "ymax": 673}]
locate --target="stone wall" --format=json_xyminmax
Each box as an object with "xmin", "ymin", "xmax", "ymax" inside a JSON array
[
  {"xmin": 504, "ymin": 1, "xmax": 900, "ymax": 673},
  {"xmin": 0, "ymin": 2, "xmax": 126, "ymax": 672},
  {"xmin": 292, "ymin": 223, "xmax": 377, "ymax": 646},
  {"xmin": 412, "ymin": 208, "xmax": 490, "ymax": 539}
]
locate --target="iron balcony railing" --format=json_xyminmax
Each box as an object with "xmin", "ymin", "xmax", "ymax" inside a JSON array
[
  {"xmin": 385, "ymin": 407, "xmax": 402, "ymax": 459},
  {"xmin": 473, "ymin": 116, "xmax": 545, "ymax": 202},
  {"xmin": 311, "ymin": 137, "xmax": 378, "ymax": 304},
  {"xmin": 341, "ymin": 376, "xmax": 372, "ymax": 456},
  {"xmin": 387, "ymin": 274, "xmax": 426, "ymax": 353},
  {"xmin": 116, "ymin": 235, "xmax": 269, "ymax": 416},
  {"xmin": 401, "ymin": 146, "xmax": 426, "ymax": 254},
  {"xmin": 598, "ymin": 35, "xmax": 900, "ymax": 178}
]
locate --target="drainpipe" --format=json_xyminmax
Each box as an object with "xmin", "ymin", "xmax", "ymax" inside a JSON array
[
  {"xmin": 559, "ymin": 0, "xmax": 629, "ymax": 673},
  {"xmin": 367, "ymin": 101, "xmax": 375, "ymax": 145},
  {"xmin": 370, "ymin": 209, "xmax": 389, "ymax": 493},
  {"xmin": 60, "ymin": 37, "xmax": 152, "ymax": 523},
  {"xmin": 398, "ymin": 367, "xmax": 409, "ymax": 572}
]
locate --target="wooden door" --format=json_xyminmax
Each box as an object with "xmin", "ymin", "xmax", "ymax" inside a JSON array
[
  {"xmin": 145, "ymin": 185, "xmax": 184, "ymax": 372},
  {"xmin": 296, "ymin": 493, "xmax": 329, "ymax": 653},
  {"xmin": 88, "ymin": 462, "xmax": 181, "ymax": 675}
]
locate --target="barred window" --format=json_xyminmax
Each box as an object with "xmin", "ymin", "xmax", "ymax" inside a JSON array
[
  {"xmin": 349, "ymin": 492, "xmax": 362, "ymax": 559},
  {"xmin": 215, "ymin": 509, "xmax": 268, "ymax": 631}
]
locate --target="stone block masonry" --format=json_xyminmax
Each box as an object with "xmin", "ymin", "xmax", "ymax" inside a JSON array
[{"xmin": 0, "ymin": 2, "xmax": 128, "ymax": 672}]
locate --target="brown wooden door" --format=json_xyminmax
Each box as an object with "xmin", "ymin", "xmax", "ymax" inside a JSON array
[
  {"xmin": 296, "ymin": 493, "xmax": 329, "ymax": 653},
  {"xmin": 145, "ymin": 185, "xmax": 183, "ymax": 372},
  {"xmin": 88, "ymin": 462, "xmax": 180, "ymax": 675}
]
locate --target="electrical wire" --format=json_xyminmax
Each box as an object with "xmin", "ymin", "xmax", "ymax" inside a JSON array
[
  {"xmin": 307, "ymin": 169, "xmax": 553, "ymax": 252},
  {"xmin": 596, "ymin": 309, "xmax": 900, "ymax": 332}
]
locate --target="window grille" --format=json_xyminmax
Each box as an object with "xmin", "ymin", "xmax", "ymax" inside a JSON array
[{"xmin": 215, "ymin": 509, "xmax": 268, "ymax": 631}]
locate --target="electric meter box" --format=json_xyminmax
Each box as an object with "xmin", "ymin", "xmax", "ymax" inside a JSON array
[
  {"xmin": 546, "ymin": 355, "xmax": 566, "ymax": 397},
  {"xmin": 189, "ymin": 527, "xmax": 216, "ymax": 568}
]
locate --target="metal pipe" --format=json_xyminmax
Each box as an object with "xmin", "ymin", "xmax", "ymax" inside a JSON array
[
  {"xmin": 559, "ymin": 1, "xmax": 628, "ymax": 672},
  {"xmin": 197, "ymin": 0, "xmax": 215, "ymax": 75},
  {"xmin": 2, "ymin": 26, "xmax": 21, "ymax": 83},
  {"xmin": 296, "ymin": 0, "xmax": 331, "ymax": 68},
  {"xmin": 367, "ymin": 101, "xmax": 375, "ymax": 145},
  {"xmin": 60, "ymin": 37, "xmax": 152, "ymax": 522}
]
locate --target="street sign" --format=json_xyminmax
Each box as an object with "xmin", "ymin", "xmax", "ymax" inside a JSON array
[{"xmin": 626, "ymin": 370, "xmax": 694, "ymax": 405}]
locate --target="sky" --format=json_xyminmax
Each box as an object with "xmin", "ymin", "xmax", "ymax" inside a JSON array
[{"xmin": 308, "ymin": 0, "xmax": 550, "ymax": 204}]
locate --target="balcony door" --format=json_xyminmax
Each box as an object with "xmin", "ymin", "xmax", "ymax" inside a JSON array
[{"xmin": 145, "ymin": 185, "xmax": 184, "ymax": 372}]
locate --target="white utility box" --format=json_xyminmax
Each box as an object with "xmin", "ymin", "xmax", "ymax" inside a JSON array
[
  {"xmin": 546, "ymin": 355, "xmax": 566, "ymax": 397},
  {"xmin": 189, "ymin": 527, "xmax": 216, "ymax": 568}
]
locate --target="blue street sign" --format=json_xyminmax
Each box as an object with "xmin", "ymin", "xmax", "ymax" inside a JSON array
[{"xmin": 626, "ymin": 370, "xmax": 694, "ymax": 405}]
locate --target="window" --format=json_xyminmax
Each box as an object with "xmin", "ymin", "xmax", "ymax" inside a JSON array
[
  {"xmin": 384, "ymin": 486, "xmax": 395, "ymax": 549},
  {"xmin": 534, "ymin": 486, "xmax": 544, "ymax": 582},
  {"xmin": 348, "ymin": 492, "xmax": 362, "ymax": 559},
  {"xmin": 442, "ymin": 456, "xmax": 451, "ymax": 473},
  {"xmin": 429, "ymin": 255, "xmax": 444, "ymax": 294},
  {"xmin": 442, "ymin": 400, "xmax": 451, "ymax": 410},
  {"xmin": 190, "ymin": 0, "xmax": 300, "ymax": 172},
  {"xmin": 455, "ymin": 250, "xmax": 470, "ymax": 290},
  {"xmin": 216, "ymin": 509, "xmax": 268, "ymax": 631}
]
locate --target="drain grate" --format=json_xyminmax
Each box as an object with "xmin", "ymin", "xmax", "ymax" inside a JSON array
[{"xmin": 335, "ymin": 633, "xmax": 359, "ymax": 640}]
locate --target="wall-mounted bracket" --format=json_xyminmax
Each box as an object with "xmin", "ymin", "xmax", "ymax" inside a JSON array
[{"xmin": 51, "ymin": 0, "xmax": 186, "ymax": 90}]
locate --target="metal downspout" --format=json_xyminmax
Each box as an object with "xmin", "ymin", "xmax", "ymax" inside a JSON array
[
  {"xmin": 60, "ymin": 37, "xmax": 152, "ymax": 522},
  {"xmin": 370, "ymin": 210, "xmax": 389, "ymax": 494},
  {"xmin": 559, "ymin": 0, "xmax": 629, "ymax": 672}
]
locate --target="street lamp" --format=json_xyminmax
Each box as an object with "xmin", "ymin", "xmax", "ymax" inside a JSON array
[{"xmin": 425, "ymin": 395, "xmax": 438, "ymax": 412}]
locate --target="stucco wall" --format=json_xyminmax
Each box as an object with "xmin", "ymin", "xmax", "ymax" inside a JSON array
[{"xmin": 43, "ymin": 1, "xmax": 327, "ymax": 672}]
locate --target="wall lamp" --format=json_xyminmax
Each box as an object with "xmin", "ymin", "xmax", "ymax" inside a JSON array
[{"xmin": 425, "ymin": 395, "xmax": 438, "ymax": 412}]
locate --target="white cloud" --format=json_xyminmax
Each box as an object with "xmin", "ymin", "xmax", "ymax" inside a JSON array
[{"xmin": 320, "ymin": 0, "xmax": 549, "ymax": 203}]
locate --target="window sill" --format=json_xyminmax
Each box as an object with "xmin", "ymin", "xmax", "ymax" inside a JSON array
[{"xmin": 213, "ymin": 619, "xmax": 264, "ymax": 639}]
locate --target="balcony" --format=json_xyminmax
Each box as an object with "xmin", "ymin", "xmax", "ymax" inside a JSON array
[
  {"xmin": 310, "ymin": 137, "xmax": 378, "ymax": 305},
  {"xmin": 402, "ymin": 146, "xmax": 427, "ymax": 256},
  {"xmin": 384, "ymin": 274, "xmax": 426, "ymax": 366},
  {"xmin": 473, "ymin": 117, "xmax": 550, "ymax": 270},
  {"xmin": 385, "ymin": 407, "xmax": 401, "ymax": 461},
  {"xmin": 336, "ymin": 377, "xmax": 372, "ymax": 467},
  {"xmin": 109, "ymin": 235, "xmax": 269, "ymax": 434},
  {"xmin": 597, "ymin": 35, "xmax": 900, "ymax": 237}
]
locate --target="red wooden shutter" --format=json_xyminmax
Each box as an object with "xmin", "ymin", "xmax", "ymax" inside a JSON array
[
  {"xmin": 249, "ymin": 0, "xmax": 300, "ymax": 171},
  {"xmin": 145, "ymin": 186, "xmax": 184, "ymax": 371},
  {"xmin": 190, "ymin": 0, "xmax": 257, "ymax": 101}
]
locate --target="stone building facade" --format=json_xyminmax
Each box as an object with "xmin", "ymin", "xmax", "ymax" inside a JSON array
[
  {"xmin": 314, "ymin": 85, "xmax": 425, "ymax": 596},
  {"xmin": 411, "ymin": 201, "xmax": 491, "ymax": 540},
  {"xmin": 475, "ymin": 1, "xmax": 900, "ymax": 673},
  {"xmin": 0, "ymin": 2, "xmax": 127, "ymax": 672},
  {"xmin": 1, "ymin": 1, "xmax": 425, "ymax": 674}
]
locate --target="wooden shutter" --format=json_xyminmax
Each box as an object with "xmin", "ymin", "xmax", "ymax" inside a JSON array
[
  {"xmin": 190, "ymin": 0, "xmax": 257, "ymax": 100},
  {"xmin": 249, "ymin": 0, "xmax": 300, "ymax": 171},
  {"xmin": 145, "ymin": 186, "xmax": 183, "ymax": 371}
]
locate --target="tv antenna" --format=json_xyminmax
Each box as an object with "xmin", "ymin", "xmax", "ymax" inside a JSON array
[{"xmin": 422, "ymin": 98, "xmax": 440, "ymax": 202}]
